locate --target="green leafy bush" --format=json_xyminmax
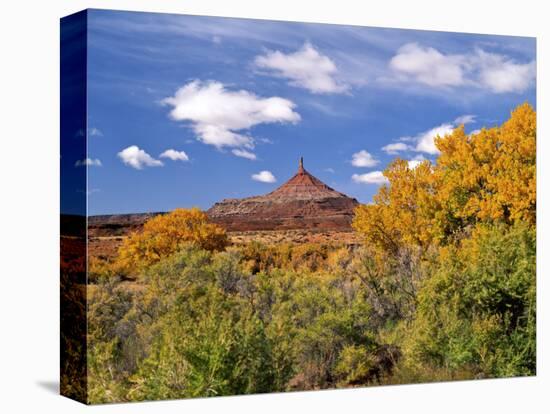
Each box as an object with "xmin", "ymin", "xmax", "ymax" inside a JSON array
[{"xmin": 403, "ymin": 223, "xmax": 536, "ymax": 378}]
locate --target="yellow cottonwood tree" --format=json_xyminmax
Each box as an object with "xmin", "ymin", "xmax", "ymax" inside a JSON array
[
  {"xmin": 436, "ymin": 103, "xmax": 536, "ymax": 227},
  {"xmin": 117, "ymin": 208, "xmax": 228, "ymax": 271},
  {"xmin": 353, "ymin": 158, "xmax": 440, "ymax": 254},
  {"xmin": 353, "ymin": 103, "xmax": 536, "ymax": 253}
]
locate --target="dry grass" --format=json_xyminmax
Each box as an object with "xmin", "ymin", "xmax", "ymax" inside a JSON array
[
  {"xmin": 229, "ymin": 229, "xmax": 360, "ymax": 246},
  {"xmin": 88, "ymin": 236, "xmax": 125, "ymax": 261},
  {"xmin": 88, "ymin": 229, "xmax": 360, "ymax": 262}
]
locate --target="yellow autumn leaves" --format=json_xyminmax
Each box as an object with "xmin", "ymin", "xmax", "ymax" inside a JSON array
[
  {"xmin": 117, "ymin": 208, "xmax": 228, "ymax": 271},
  {"xmin": 353, "ymin": 103, "xmax": 536, "ymax": 252}
]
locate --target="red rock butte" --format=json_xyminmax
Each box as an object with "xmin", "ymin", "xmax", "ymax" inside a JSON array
[{"xmin": 207, "ymin": 157, "xmax": 359, "ymax": 231}]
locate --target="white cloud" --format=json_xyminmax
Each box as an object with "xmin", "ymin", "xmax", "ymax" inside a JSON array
[
  {"xmin": 413, "ymin": 115, "xmax": 477, "ymax": 155},
  {"xmin": 232, "ymin": 149, "xmax": 257, "ymax": 160},
  {"xmin": 407, "ymin": 155, "xmax": 426, "ymax": 170},
  {"xmin": 389, "ymin": 42, "xmax": 535, "ymax": 93},
  {"xmin": 254, "ymin": 42, "xmax": 349, "ymax": 94},
  {"xmin": 162, "ymin": 80, "xmax": 300, "ymax": 151},
  {"xmin": 454, "ymin": 114, "xmax": 476, "ymax": 125},
  {"xmin": 118, "ymin": 145, "xmax": 163, "ymax": 169},
  {"xmin": 160, "ymin": 149, "xmax": 189, "ymax": 162},
  {"xmin": 390, "ymin": 43, "xmax": 465, "ymax": 87},
  {"xmin": 382, "ymin": 142, "xmax": 410, "ymax": 155},
  {"xmin": 351, "ymin": 150, "xmax": 379, "ymax": 167},
  {"xmin": 74, "ymin": 158, "xmax": 102, "ymax": 167},
  {"xmin": 382, "ymin": 116, "xmax": 475, "ymax": 157},
  {"xmin": 475, "ymin": 49, "xmax": 536, "ymax": 93},
  {"xmin": 252, "ymin": 170, "xmax": 276, "ymax": 183},
  {"xmin": 470, "ymin": 129, "xmax": 482, "ymax": 136},
  {"xmin": 415, "ymin": 123, "xmax": 454, "ymax": 154},
  {"xmin": 324, "ymin": 168, "xmax": 335, "ymax": 173},
  {"xmin": 352, "ymin": 171, "xmax": 388, "ymax": 185}
]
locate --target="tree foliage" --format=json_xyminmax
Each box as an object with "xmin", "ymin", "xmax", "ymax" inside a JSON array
[
  {"xmin": 117, "ymin": 208, "xmax": 228, "ymax": 272},
  {"xmin": 353, "ymin": 103, "xmax": 536, "ymax": 252},
  {"xmin": 404, "ymin": 223, "xmax": 536, "ymax": 377},
  {"xmin": 436, "ymin": 103, "xmax": 536, "ymax": 227},
  {"xmin": 352, "ymin": 103, "xmax": 536, "ymax": 383}
]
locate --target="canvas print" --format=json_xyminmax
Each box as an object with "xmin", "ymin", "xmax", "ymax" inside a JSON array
[{"xmin": 60, "ymin": 9, "xmax": 536, "ymax": 404}]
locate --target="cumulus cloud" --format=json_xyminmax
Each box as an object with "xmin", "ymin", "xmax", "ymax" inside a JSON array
[
  {"xmin": 162, "ymin": 81, "xmax": 300, "ymax": 154},
  {"xmin": 390, "ymin": 43, "xmax": 465, "ymax": 87},
  {"xmin": 352, "ymin": 171, "xmax": 388, "ymax": 185},
  {"xmin": 160, "ymin": 149, "xmax": 189, "ymax": 162},
  {"xmin": 413, "ymin": 114, "xmax": 479, "ymax": 155},
  {"xmin": 254, "ymin": 42, "xmax": 349, "ymax": 94},
  {"xmin": 381, "ymin": 113, "xmax": 476, "ymax": 157},
  {"xmin": 351, "ymin": 150, "xmax": 379, "ymax": 167},
  {"xmin": 415, "ymin": 123, "xmax": 455, "ymax": 154},
  {"xmin": 74, "ymin": 158, "xmax": 102, "ymax": 167},
  {"xmin": 382, "ymin": 142, "xmax": 410, "ymax": 155},
  {"xmin": 252, "ymin": 170, "xmax": 276, "ymax": 183},
  {"xmin": 386, "ymin": 114, "xmax": 476, "ymax": 156},
  {"xmin": 389, "ymin": 42, "xmax": 535, "ymax": 93},
  {"xmin": 475, "ymin": 49, "xmax": 536, "ymax": 93},
  {"xmin": 232, "ymin": 149, "xmax": 257, "ymax": 160},
  {"xmin": 118, "ymin": 145, "xmax": 163, "ymax": 169}
]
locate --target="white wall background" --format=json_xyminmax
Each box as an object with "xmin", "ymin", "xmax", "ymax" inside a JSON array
[{"xmin": 0, "ymin": 0, "xmax": 547, "ymax": 412}]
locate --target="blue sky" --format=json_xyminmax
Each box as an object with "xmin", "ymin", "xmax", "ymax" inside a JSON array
[{"xmin": 83, "ymin": 9, "xmax": 536, "ymax": 215}]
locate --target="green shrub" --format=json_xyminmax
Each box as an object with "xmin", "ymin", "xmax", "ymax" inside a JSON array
[{"xmin": 403, "ymin": 222, "xmax": 536, "ymax": 377}]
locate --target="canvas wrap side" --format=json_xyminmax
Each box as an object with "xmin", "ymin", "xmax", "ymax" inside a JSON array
[{"xmin": 60, "ymin": 9, "xmax": 88, "ymax": 405}]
